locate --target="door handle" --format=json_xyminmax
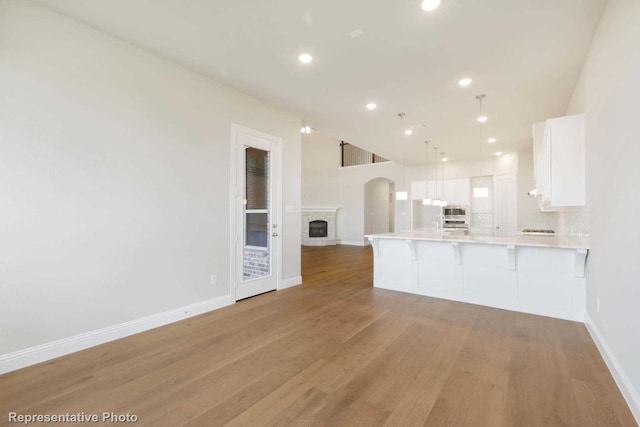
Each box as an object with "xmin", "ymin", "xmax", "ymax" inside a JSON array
[{"xmin": 272, "ymin": 233, "xmax": 279, "ymax": 237}]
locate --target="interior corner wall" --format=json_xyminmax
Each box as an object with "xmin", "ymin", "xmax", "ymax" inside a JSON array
[
  {"xmin": 0, "ymin": 0, "xmax": 301, "ymax": 354},
  {"xmin": 566, "ymin": 0, "xmax": 640, "ymax": 420}
]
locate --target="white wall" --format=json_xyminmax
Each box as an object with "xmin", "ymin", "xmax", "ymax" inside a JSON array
[
  {"xmin": 338, "ymin": 162, "xmax": 403, "ymax": 244},
  {"xmin": 364, "ymin": 179, "xmax": 393, "ymax": 235},
  {"xmin": 566, "ymin": 0, "xmax": 640, "ymax": 420},
  {"xmin": 0, "ymin": 1, "xmax": 301, "ymax": 354},
  {"xmin": 301, "ymin": 131, "xmax": 340, "ymax": 207}
]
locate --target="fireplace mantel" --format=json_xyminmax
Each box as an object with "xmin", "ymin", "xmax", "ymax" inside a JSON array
[{"xmin": 301, "ymin": 207, "xmax": 340, "ymax": 214}]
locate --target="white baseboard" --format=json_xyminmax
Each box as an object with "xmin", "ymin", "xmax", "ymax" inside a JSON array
[
  {"xmin": 338, "ymin": 240, "xmax": 367, "ymax": 246},
  {"xmin": 585, "ymin": 313, "xmax": 640, "ymax": 424},
  {"xmin": 0, "ymin": 294, "xmax": 234, "ymax": 375},
  {"xmin": 281, "ymin": 275, "xmax": 302, "ymax": 290}
]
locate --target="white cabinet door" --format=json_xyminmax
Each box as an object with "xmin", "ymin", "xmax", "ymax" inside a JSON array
[
  {"xmin": 410, "ymin": 180, "xmax": 440, "ymax": 201},
  {"xmin": 539, "ymin": 129, "xmax": 551, "ymax": 207},
  {"xmin": 495, "ymin": 173, "xmax": 517, "ymax": 234},
  {"xmin": 413, "ymin": 179, "xmax": 468, "ymax": 205},
  {"xmin": 470, "ymin": 176, "xmax": 493, "ymax": 232},
  {"xmin": 532, "ymin": 122, "xmax": 546, "ymax": 183},
  {"xmin": 470, "ymin": 176, "xmax": 493, "ymax": 213},
  {"xmin": 532, "ymin": 114, "xmax": 585, "ymax": 211},
  {"xmin": 443, "ymin": 178, "xmax": 470, "ymax": 206},
  {"xmin": 410, "ymin": 180, "xmax": 426, "ymax": 200},
  {"xmin": 548, "ymin": 115, "xmax": 585, "ymax": 207}
]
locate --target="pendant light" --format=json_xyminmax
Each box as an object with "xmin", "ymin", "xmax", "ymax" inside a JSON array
[
  {"xmin": 395, "ymin": 113, "xmax": 408, "ymax": 200},
  {"xmin": 422, "ymin": 141, "xmax": 432, "ymax": 205},
  {"xmin": 476, "ymin": 93, "xmax": 488, "ymax": 123},
  {"xmin": 432, "ymin": 146, "xmax": 442, "ymax": 206},
  {"xmin": 473, "ymin": 94, "xmax": 489, "ymax": 198},
  {"xmin": 440, "ymin": 151, "xmax": 448, "ymax": 207}
]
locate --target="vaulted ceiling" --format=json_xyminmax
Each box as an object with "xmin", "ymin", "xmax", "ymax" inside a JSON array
[{"xmin": 36, "ymin": 0, "xmax": 605, "ymax": 164}]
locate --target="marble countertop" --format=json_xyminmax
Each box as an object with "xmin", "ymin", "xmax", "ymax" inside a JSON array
[{"xmin": 365, "ymin": 231, "xmax": 589, "ymax": 250}]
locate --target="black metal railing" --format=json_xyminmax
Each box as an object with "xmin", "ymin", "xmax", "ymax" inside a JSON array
[{"xmin": 340, "ymin": 141, "xmax": 389, "ymax": 167}]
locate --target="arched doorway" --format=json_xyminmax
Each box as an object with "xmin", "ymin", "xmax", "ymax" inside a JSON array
[{"xmin": 364, "ymin": 178, "xmax": 395, "ymax": 238}]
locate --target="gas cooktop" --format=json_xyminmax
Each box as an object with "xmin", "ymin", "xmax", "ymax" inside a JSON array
[{"xmin": 520, "ymin": 229, "xmax": 555, "ymax": 236}]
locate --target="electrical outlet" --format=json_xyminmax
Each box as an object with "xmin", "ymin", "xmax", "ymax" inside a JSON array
[
  {"xmin": 596, "ymin": 298, "xmax": 601, "ymax": 313},
  {"xmin": 210, "ymin": 274, "xmax": 218, "ymax": 286}
]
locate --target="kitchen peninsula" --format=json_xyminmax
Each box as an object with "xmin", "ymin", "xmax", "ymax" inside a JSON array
[{"xmin": 366, "ymin": 232, "xmax": 588, "ymax": 321}]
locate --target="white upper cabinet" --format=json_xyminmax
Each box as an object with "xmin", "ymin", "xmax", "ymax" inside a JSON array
[
  {"xmin": 411, "ymin": 178, "xmax": 469, "ymax": 206},
  {"xmin": 532, "ymin": 114, "xmax": 585, "ymax": 211},
  {"xmin": 532, "ymin": 122, "xmax": 546, "ymax": 184},
  {"xmin": 443, "ymin": 178, "xmax": 470, "ymax": 206}
]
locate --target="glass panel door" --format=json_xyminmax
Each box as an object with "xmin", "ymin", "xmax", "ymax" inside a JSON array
[{"xmin": 243, "ymin": 147, "xmax": 271, "ymax": 280}]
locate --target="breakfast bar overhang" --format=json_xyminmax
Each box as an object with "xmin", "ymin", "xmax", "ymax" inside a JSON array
[{"xmin": 366, "ymin": 232, "xmax": 589, "ymax": 321}]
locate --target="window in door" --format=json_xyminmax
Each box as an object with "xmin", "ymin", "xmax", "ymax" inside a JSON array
[{"xmin": 244, "ymin": 147, "xmax": 271, "ymax": 279}]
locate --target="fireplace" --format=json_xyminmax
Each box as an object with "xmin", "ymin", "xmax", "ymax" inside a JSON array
[
  {"xmin": 302, "ymin": 207, "xmax": 339, "ymax": 246},
  {"xmin": 309, "ymin": 220, "xmax": 328, "ymax": 238}
]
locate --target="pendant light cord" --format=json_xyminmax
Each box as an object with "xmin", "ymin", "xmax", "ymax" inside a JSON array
[
  {"xmin": 433, "ymin": 146, "xmax": 439, "ymax": 201},
  {"xmin": 398, "ymin": 113, "xmax": 406, "ymax": 192},
  {"xmin": 424, "ymin": 141, "xmax": 430, "ymax": 199},
  {"xmin": 441, "ymin": 152, "xmax": 445, "ymax": 201},
  {"xmin": 476, "ymin": 94, "xmax": 486, "ymax": 165}
]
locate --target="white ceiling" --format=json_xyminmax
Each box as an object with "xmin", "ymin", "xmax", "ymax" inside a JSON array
[{"xmin": 35, "ymin": 0, "xmax": 605, "ymax": 165}]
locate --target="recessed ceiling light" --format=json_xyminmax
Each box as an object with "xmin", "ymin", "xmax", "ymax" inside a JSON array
[
  {"xmin": 442, "ymin": 157, "xmax": 448, "ymax": 162},
  {"xmin": 458, "ymin": 78, "xmax": 472, "ymax": 87},
  {"xmin": 404, "ymin": 129, "xmax": 413, "ymax": 135},
  {"xmin": 366, "ymin": 102, "xmax": 377, "ymax": 110},
  {"xmin": 488, "ymin": 137, "xmax": 496, "ymax": 143},
  {"xmin": 298, "ymin": 53, "xmax": 313, "ymax": 64},
  {"xmin": 477, "ymin": 116, "xmax": 488, "ymax": 123},
  {"xmin": 495, "ymin": 151, "xmax": 502, "ymax": 156},
  {"xmin": 421, "ymin": 0, "xmax": 441, "ymax": 12}
]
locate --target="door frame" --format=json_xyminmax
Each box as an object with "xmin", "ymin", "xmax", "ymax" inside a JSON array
[{"xmin": 230, "ymin": 123, "xmax": 283, "ymax": 302}]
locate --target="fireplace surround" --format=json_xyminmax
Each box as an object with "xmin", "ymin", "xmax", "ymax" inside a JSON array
[{"xmin": 301, "ymin": 207, "xmax": 339, "ymax": 246}]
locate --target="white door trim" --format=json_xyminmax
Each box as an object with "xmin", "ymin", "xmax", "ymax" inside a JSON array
[{"xmin": 230, "ymin": 124, "xmax": 283, "ymax": 301}]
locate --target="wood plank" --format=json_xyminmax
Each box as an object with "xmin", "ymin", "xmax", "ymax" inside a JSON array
[{"xmin": 1, "ymin": 245, "xmax": 635, "ymax": 426}]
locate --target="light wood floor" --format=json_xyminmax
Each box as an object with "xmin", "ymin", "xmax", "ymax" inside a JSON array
[{"xmin": 1, "ymin": 245, "xmax": 636, "ymax": 426}]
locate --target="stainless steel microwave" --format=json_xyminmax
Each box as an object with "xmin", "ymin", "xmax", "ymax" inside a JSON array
[{"xmin": 443, "ymin": 205, "xmax": 467, "ymax": 217}]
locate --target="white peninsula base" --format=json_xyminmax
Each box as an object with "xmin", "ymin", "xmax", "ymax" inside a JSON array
[{"xmin": 367, "ymin": 233, "xmax": 589, "ymax": 322}]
